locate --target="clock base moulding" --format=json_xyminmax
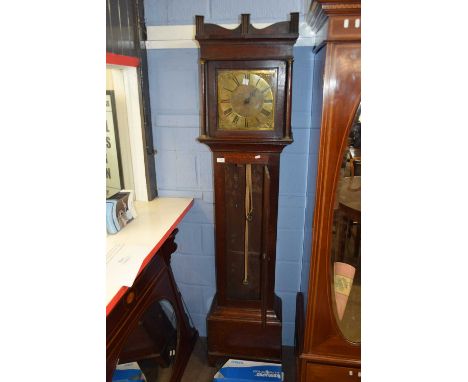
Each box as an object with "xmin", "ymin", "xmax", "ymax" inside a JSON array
[{"xmin": 206, "ymin": 294, "xmax": 282, "ymax": 366}]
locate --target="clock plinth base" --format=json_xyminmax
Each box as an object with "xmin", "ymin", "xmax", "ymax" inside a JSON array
[{"xmin": 206, "ymin": 294, "xmax": 282, "ymax": 366}]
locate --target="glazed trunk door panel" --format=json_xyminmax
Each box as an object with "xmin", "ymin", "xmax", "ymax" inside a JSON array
[
  {"xmin": 224, "ymin": 163, "xmax": 264, "ymax": 301},
  {"xmin": 225, "ymin": 164, "xmax": 265, "ymax": 303},
  {"xmin": 214, "ymin": 153, "xmax": 277, "ymax": 309}
]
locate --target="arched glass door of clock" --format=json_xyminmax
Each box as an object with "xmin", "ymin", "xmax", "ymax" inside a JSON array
[{"xmin": 330, "ymin": 105, "xmax": 361, "ymax": 343}]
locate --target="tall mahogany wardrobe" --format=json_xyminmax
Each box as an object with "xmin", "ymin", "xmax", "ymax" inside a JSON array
[{"xmin": 297, "ymin": 1, "xmax": 361, "ymax": 381}]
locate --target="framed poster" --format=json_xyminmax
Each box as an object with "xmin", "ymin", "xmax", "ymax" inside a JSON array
[{"xmin": 106, "ymin": 90, "xmax": 124, "ymax": 198}]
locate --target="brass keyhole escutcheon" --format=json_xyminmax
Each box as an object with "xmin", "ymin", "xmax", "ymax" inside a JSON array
[{"xmin": 126, "ymin": 292, "xmax": 135, "ymax": 305}]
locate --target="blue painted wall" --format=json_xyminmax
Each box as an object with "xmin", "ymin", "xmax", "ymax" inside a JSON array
[
  {"xmin": 145, "ymin": 0, "xmax": 319, "ymax": 346},
  {"xmin": 145, "ymin": 0, "xmax": 310, "ymax": 25},
  {"xmin": 300, "ymin": 47, "xmax": 326, "ymax": 305}
]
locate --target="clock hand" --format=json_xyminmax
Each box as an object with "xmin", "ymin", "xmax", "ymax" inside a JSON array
[{"xmin": 243, "ymin": 90, "xmax": 258, "ymax": 105}]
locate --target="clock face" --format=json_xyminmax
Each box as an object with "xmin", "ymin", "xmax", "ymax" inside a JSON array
[{"xmin": 217, "ymin": 69, "xmax": 277, "ymax": 131}]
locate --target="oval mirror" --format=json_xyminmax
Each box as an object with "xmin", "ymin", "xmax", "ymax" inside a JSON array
[
  {"xmin": 330, "ymin": 105, "xmax": 361, "ymax": 343},
  {"xmin": 115, "ymin": 299, "xmax": 178, "ymax": 381}
]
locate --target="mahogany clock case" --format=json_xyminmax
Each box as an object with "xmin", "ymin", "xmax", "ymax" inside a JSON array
[{"xmin": 195, "ymin": 14, "xmax": 299, "ymax": 365}]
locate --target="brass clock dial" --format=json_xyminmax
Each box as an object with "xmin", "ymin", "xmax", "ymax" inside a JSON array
[{"xmin": 217, "ymin": 69, "xmax": 276, "ymax": 131}]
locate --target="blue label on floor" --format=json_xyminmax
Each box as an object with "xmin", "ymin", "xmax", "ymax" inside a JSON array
[{"xmin": 213, "ymin": 359, "xmax": 283, "ymax": 381}]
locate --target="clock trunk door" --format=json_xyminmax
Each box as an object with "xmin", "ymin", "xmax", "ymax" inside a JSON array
[
  {"xmin": 224, "ymin": 162, "xmax": 262, "ymax": 301},
  {"xmin": 214, "ymin": 152, "xmax": 278, "ymax": 309}
]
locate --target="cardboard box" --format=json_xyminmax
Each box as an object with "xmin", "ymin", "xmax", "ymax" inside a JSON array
[
  {"xmin": 112, "ymin": 362, "xmax": 146, "ymax": 382},
  {"xmin": 213, "ymin": 359, "xmax": 283, "ymax": 381}
]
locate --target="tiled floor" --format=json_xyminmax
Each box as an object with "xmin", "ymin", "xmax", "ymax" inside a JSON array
[{"xmin": 141, "ymin": 337, "xmax": 296, "ymax": 382}]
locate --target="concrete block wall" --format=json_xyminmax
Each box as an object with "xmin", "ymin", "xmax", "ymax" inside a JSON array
[
  {"xmin": 145, "ymin": 0, "xmax": 311, "ymax": 25},
  {"xmin": 145, "ymin": 0, "xmax": 319, "ymax": 346},
  {"xmin": 148, "ymin": 48, "xmax": 215, "ymax": 336},
  {"xmin": 300, "ymin": 47, "xmax": 326, "ymax": 305},
  {"xmin": 276, "ymin": 47, "xmax": 315, "ymax": 343}
]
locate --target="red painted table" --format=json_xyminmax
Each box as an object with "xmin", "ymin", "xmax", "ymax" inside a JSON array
[{"xmin": 106, "ymin": 198, "xmax": 198, "ymax": 382}]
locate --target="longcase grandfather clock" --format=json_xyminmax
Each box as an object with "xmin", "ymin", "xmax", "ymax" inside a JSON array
[{"xmin": 195, "ymin": 13, "xmax": 299, "ymax": 364}]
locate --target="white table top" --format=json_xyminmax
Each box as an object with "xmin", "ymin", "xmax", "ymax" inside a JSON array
[{"xmin": 106, "ymin": 197, "xmax": 193, "ymax": 315}]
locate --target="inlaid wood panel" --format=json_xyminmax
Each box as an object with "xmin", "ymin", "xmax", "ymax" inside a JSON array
[
  {"xmin": 298, "ymin": 1, "xmax": 361, "ymax": 380},
  {"xmin": 306, "ymin": 363, "xmax": 360, "ymax": 381}
]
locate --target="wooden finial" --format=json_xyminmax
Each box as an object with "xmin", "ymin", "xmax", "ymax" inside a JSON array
[
  {"xmin": 241, "ymin": 14, "xmax": 250, "ymax": 35},
  {"xmin": 290, "ymin": 12, "xmax": 299, "ymax": 34},
  {"xmin": 195, "ymin": 15, "xmax": 204, "ymax": 36}
]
